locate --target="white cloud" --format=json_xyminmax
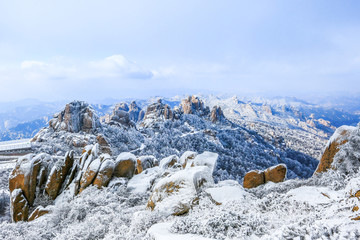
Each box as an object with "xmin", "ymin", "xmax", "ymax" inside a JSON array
[
  {"xmin": 88, "ymin": 55, "xmax": 154, "ymax": 79},
  {"xmin": 18, "ymin": 55, "xmax": 154, "ymax": 82}
]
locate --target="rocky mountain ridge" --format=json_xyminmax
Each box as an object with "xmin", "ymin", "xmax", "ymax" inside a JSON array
[
  {"xmin": 29, "ymin": 95, "xmax": 318, "ymax": 182},
  {"xmin": 2, "ymin": 119, "xmax": 360, "ymax": 239}
]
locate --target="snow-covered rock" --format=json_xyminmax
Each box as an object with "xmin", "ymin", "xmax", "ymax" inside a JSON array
[
  {"xmin": 286, "ymin": 186, "xmax": 342, "ymax": 205},
  {"xmin": 136, "ymin": 155, "xmax": 158, "ymax": 174},
  {"xmin": 113, "ymin": 152, "xmax": 136, "ymax": 178},
  {"xmin": 10, "ymin": 189, "xmax": 29, "ymax": 222},
  {"xmin": 205, "ymin": 180, "xmax": 247, "ymax": 204},
  {"xmin": 48, "ymin": 101, "xmax": 101, "ymax": 133},
  {"xmin": 191, "ymin": 151, "xmax": 218, "ymax": 173},
  {"xmin": 127, "ymin": 167, "xmax": 160, "ymax": 194},
  {"xmin": 141, "ymin": 99, "xmax": 174, "ymax": 127},
  {"xmin": 315, "ymin": 125, "xmax": 356, "ymax": 173},
  {"xmin": 147, "ymin": 166, "xmax": 214, "ymax": 216},
  {"xmin": 159, "ymin": 155, "xmax": 180, "ymax": 171}
]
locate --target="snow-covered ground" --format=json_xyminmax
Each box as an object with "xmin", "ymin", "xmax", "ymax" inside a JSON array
[{"xmin": 1, "ymin": 169, "xmax": 359, "ymax": 239}]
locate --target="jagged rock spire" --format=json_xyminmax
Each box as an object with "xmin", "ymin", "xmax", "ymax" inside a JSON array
[{"xmin": 49, "ymin": 101, "xmax": 101, "ymax": 133}]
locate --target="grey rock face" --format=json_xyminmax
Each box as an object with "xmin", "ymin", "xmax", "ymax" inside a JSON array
[{"xmin": 49, "ymin": 101, "xmax": 101, "ymax": 133}]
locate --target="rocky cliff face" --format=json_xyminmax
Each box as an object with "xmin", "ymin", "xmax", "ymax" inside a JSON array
[
  {"xmin": 8, "ymin": 144, "xmax": 218, "ymax": 222},
  {"xmin": 180, "ymin": 95, "xmax": 210, "ymax": 116},
  {"xmin": 141, "ymin": 100, "xmax": 174, "ymax": 127},
  {"xmin": 48, "ymin": 101, "xmax": 101, "ymax": 133},
  {"xmin": 210, "ymin": 106, "xmax": 225, "ymax": 123},
  {"xmin": 107, "ymin": 104, "xmax": 135, "ymax": 128},
  {"xmin": 315, "ymin": 125, "xmax": 356, "ymax": 174},
  {"xmin": 129, "ymin": 101, "xmax": 144, "ymax": 122}
]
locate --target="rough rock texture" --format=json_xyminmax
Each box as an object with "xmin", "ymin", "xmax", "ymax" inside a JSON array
[
  {"xmin": 9, "ymin": 154, "xmax": 48, "ymax": 206},
  {"xmin": 48, "ymin": 101, "xmax": 101, "ymax": 133},
  {"xmin": 243, "ymin": 164, "xmax": 287, "ymax": 189},
  {"xmin": 93, "ymin": 159, "xmax": 115, "ymax": 188},
  {"xmin": 181, "ymin": 95, "xmax": 209, "ymax": 115},
  {"xmin": 79, "ymin": 158, "xmax": 101, "ymax": 193},
  {"xmin": 315, "ymin": 126, "xmax": 356, "ymax": 173},
  {"xmin": 128, "ymin": 101, "xmax": 143, "ymax": 122},
  {"xmin": 147, "ymin": 166, "xmax": 214, "ymax": 216},
  {"xmin": 113, "ymin": 159, "xmax": 135, "ymax": 178},
  {"xmin": 28, "ymin": 206, "xmax": 49, "ymax": 222},
  {"xmin": 264, "ymin": 164, "xmax": 287, "ymax": 183},
  {"xmin": 179, "ymin": 151, "xmax": 198, "ymax": 169},
  {"xmin": 96, "ymin": 135, "xmax": 112, "ymax": 155},
  {"xmin": 243, "ymin": 170, "xmax": 265, "ymax": 189},
  {"xmin": 107, "ymin": 103, "xmax": 136, "ymax": 128},
  {"xmin": 45, "ymin": 151, "xmax": 74, "ymax": 200},
  {"xmin": 136, "ymin": 156, "xmax": 158, "ymax": 174},
  {"xmin": 10, "ymin": 189, "xmax": 29, "ymax": 222},
  {"xmin": 159, "ymin": 155, "xmax": 180, "ymax": 171},
  {"xmin": 9, "ymin": 145, "xmax": 219, "ymax": 222},
  {"xmin": 210, "ymin": 106, "xmax": 225, "ymax": 123},
  {"xmin": 141, "ymin": 100, "xmax": 174, "ymax": 127}
]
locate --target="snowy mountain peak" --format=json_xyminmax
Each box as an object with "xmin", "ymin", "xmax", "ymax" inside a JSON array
[
  {"xmin": 180, "ymin": 95, "xmax": 210, "ymax": 116},
  {"xmin": 48, "ymin": 101, "xmax": 101, "ymax": 133}
]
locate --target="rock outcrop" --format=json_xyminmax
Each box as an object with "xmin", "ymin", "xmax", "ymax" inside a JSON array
[
  {"xmin": 147, "ymin": 152, "xmax": 218, "ymax": 216},
  {"xmin": 10, "ymin": 189, "xmax": 29, "ymax": 222},
  {"xmin": 147, "ymin": 166, "xmax": 214, "ymax": 216},
  {"xmin": 93, "ymin": 159, "xmax": 115, "ymax": 188},
  {"xmin": 28, "ymin": 206, "xmax": 49, "ymax": 222},
  {"xmin": 315, "ymin": 126, "xmax": 356, "ymax": 173},
  {"xmin": 96, "ymin": 135, "xmax": 112, "ymax": 155},
  {"xmin": 136, "ymin": 155, "xmax": 158, "ymax": 174},
  {"xmin": 9, "ymin": 153, "xmax": 52, "ymax": 206},
  {"xmin": 141, "ymin": 100, "xmax": 174, "ymax": 127},
  {"xmin": 180, "ymin": 95, "xmax": 210, "ymax": 116},
  {"xmin": 113, "ymin": 152, "xmax": 136, "ymax": 178},
  {"xmin": 243, "ymin": 164, "xmax": 287, "ymax": 189},
  {"xmin": 45, "ymin": 151, "xmax": 74, "ymax": 199},
  {"xmin": 210, "ymin": 106, "xmax": 225, "ymax": 123},
  {"xmin": 264, "ymin": 164, "xmax": 287, "ymax": 183},
  {"xmin": 243, "ymin": 170, "xmax": 265, "ymax": 189},
  {"xmin": 9, "ymin": 144, "xmax": 220, "ymax": 222},
  {"xmin": 107, "ymin": 103, "xmax": 136, "ymax": 128},
  {"xmin": 128, "ymin": 101, "xmax": 144, "ymax": 122},
  {"xmin": 48, "ymin": 101, "xmax": 101, "ymax": 133}
]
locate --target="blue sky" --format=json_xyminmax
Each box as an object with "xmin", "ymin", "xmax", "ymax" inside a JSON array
[{"xmin": 0, "ymin": 0, "xmax": 359, "ymax": 102}]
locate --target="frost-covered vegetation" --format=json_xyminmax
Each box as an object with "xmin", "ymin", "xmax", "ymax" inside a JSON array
[
  {"xmin": 1, "ymin": 97, "xmax": 360, "ymax": 239},
  {"xmin": 1, "ymin": 159, "xmax": 360, "ymax": 239},
  {"xmin": 32, "ymin": 99, "xmax": 320, "ymax": 183}
]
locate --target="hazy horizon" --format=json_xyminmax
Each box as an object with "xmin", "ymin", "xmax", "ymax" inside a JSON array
[{"xmin": 1, "ymin": 0, "xmax": 360, "ymax": 102}]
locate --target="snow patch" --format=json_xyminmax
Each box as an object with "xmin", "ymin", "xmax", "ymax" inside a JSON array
[{"xmin": 147, "ymin": 222, "xmax": 213, "ymax": 240}]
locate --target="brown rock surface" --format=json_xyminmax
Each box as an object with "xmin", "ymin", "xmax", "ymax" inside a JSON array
[
  {"xmin": 96, "ymin": 135, "xmax": 112, "ymax": 155},
  {"xmin": 49, "ymin": 101, "xmax": 101, "ymax": 133},
  {"xmin": 141, "ymin": 100, "xmax": 173, "ymax": 127},
  {"xmin": 136, "ymin": 159, "xmax": 143, "ymax": 174},
  {"xmin": 93, "ymin": 159, "xmax": 115, "ymax": 188},
  {"xmin": 10, "ymin": 189, "xmax": 29, "ymax": 222},
  {"xmin": 243, "ymin": 170, "xmax": 265, "ymax": 189},
  {"xmin": 181, "ymin": 96, "xmax": 205, "ymax": 114},
  {"xmin": 79, "ymin": 158, "xmax": 102, "ymax": 193},
  {"xmin": 315, "ymin": 126, "xmax": 354, "ymax": 173},
  {"xmin": 210, "ymin": 106, "xmax": 224, "ymax": 123},
  {"xmin": 113, "ymin": 159, "xmax": 135, "ymax": 178},
  {"xmin": 264, "ymin": 164, "xmax": 287, "ymax": 183},
  {"xmin": 45, "ymin": 151, "xmax": 74, "ymax": 200},
  {"xmin": 28, "ymin": 206, "xmax": 49, "ymax": 222},
  {"xmin": 9, "ymin": 154, "xmax": 43, "ymax": 206},
  {"xmin": 136, "ymin": 156, "xmax": 158, "ymax": 174}
]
